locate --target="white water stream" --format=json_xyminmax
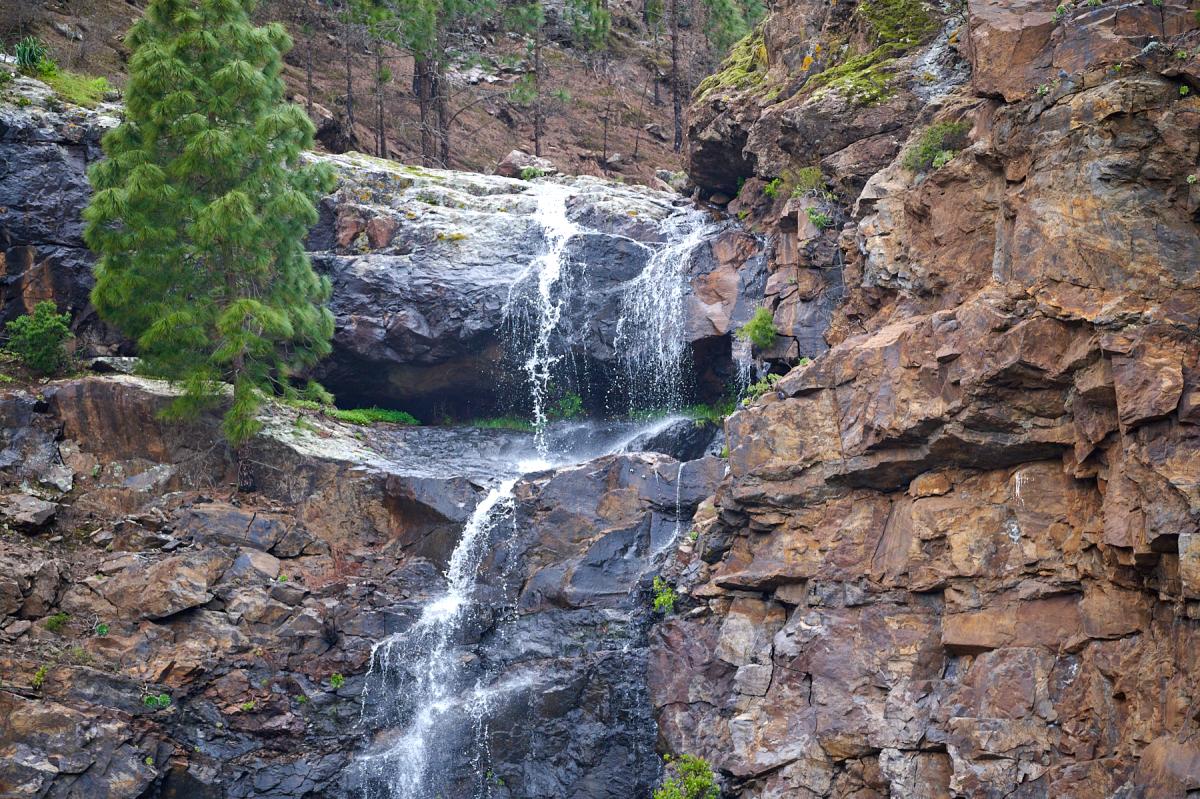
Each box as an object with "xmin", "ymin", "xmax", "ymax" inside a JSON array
[{"xmin": 352, "ymin": 180, "xmax": 719, "ymax": 799}]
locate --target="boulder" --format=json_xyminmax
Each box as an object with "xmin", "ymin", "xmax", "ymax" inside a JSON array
[
  {"xmin": 0, "ymin": 493, "xmax": 58, "ymax": 531},
  {"xmin": 494, "ymin": 148, "xmax": 558, "ymax": 178}
]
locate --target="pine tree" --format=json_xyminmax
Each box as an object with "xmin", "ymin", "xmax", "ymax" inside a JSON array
[{"xmin": 83, "ymin": 0, "xmax": 336, "ymax": 446}]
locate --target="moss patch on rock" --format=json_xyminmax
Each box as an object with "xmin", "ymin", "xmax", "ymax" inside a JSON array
[
  {"xmin": 694, "ymin": 30, "xmax": 770, "ymax": 102},
  {"xmin": 805, "ymin": 0, "xmax": 940, "ymax": 106}
]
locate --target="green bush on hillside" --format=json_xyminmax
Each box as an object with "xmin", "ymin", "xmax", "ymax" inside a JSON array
[
  {"xmin": 327, "ymin": 407, "xmax": 419, "ymax": 426},
  {"xmin": 5, "ymin": 301, "xmax": 72, "ymax": 375},
  {"xmin": 903, "ymin": 121, "xmax": 970, "ymax": 173},
  {"xmin": 736, "ymin": 307, "xmax": 777, "ymax": 351}
]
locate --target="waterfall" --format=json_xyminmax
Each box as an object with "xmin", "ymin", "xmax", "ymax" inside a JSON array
[
  {"xmin": 354, "ymin": 479, "xmax": 520, "ymax": 799},
  {"xmin": 614, "ymin": 209, "xmax": 718, "ymax": 412},
  {"xmin": 349, "ymin": 179, "xmax": 726, "ymax": 799},
  {"xmin": 514, "ymin": 183, "xmax": 579, "ymax": 454}
]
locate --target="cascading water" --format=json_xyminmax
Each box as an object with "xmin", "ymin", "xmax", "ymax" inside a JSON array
[
  {"xmin": 350, "ymin": 179, "xmax": 726, "ymax": 799},
  {"xmin": 512, "ymin": 183, "xmax": 579, "ymax": 454},
  {"xmin": 353, "ymin": 477, "xmax": 523, "ymax": 799},
  {"xmin": 614, "ymin": 208, "xmax": 719, "ymax": 412}
]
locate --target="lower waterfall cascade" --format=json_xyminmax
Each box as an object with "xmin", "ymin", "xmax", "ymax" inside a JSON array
[{"xmin": 345, "ymin": 177, "xmax": 733, "ymax": 798}]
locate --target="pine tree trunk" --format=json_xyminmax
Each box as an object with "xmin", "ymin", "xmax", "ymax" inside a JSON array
[{"xmin": 670, "ymin": 0, "xmax": 682, "ymax": 153}]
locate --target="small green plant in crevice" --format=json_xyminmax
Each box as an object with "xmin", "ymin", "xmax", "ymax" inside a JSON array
[
  {"xmin": 295, "ymin": 694, "xmax": 308, "ymax": 704},
  {"xmin": 737, "ymin": 306, "xmax": 777, "ymax": 351},
  {"xmin": 719, "ymin": 444, "xmax": 730, "ymax": 458},
  {"xmin": 652, "ymin": 576, "xmax": 678, "ymax": 614},
  {"xmin": 326, "ymin": 406, "xmax": 419, "ymax": 426},
  {"xmin": 1188, "ymin": 174, "xmax": 1198, "ymax": 185},
  {"xmin": 93, "ymin": 621, "xmax": 110, "ymax": 637},
  {"xmin": 1053, "ymin": 4, "xmax": 1068, "ymax": 21},
  {"xmin": 762, "ymin": 177, "xmax": 784, "ymax": 198},
  {"xmin": 789, "ymin": 166, "xmax": 826, "ymax": 198},
  {"xmin": 43, "ymin": 612, "xmax": 70, "ymax": 633},
  {"xmin": 143, "ymin": 693, "xmax": 172, "ymax": 710},
  {"xmin": 1181, "ymin": 85, "xmax": 1191, "ymax": 97},
  {"xmin": 31, "ymin": 665, "xmax": 48, "ymax": 690},
  {"xmin": 806, "ymin": 207, "xmax": 833, "ymax": 230},
  {"xmin": 903, "ymin": 121, "xmax": 970, "ymax": 173},
  {"xmin": 520, "ymin": 166, "xmax": 548, "ymax": 181},
  {"xmin": 239, "ymin": 700, "xmax": 257, "ymax": 712},
  {"xmin": 548, "ymin": 390, "xmax": 584, "ymax": 420},
  {"xmin": 654, "ymin": 753, "xmax": 720, "ymax": 799},
  {"xmin": 744, "ymin": 372, "xmax": 782, "ymax": 400},
  {"xmin": 4, "ymin": 301, "xmax": 72, "ymax": 376},
  {"xmin": 329, "ymin": 672, "xmax": 346, "ymax": 690},
  {"xmin": 684, "ymin": 397, "xmax": 738, "ymax": 425},
  {"xmin": 485, "ymin": 770, "xmax": 505, "ymax": 787}
]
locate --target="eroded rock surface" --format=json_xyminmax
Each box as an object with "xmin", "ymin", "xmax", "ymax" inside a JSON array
[{"xmin": 655, "ymin": 2, "xmax": 1200, "ymax": 797}]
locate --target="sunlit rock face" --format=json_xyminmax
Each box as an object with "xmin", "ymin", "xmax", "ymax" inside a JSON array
[{"xmin": 654, "ymin": 1, "xmax": 1200, "ymax": 797}]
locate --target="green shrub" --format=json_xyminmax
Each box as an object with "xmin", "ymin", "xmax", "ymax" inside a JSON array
[
  {"xmin": 326, "ymin": 407, "xmax": 419, "ymax": 426},
  {"xmin": 762, "ymin": 177, "xmax": 784, "ymax": 198},
  {"xmin": 31, "ymin": 665, "xmax": 48, "ymax": 690},
  {"xmin": 685, "ymin": 397, "xmax": 737, "ymax": 425},
  {"xmin": 652, "ymin": 576, "xmax": 678, "ymax": 614},
  {"xmin": 806, "ymin": 207, "xmax": 833, "ymax": 229},
  {"xmin": 143, "ymin": 693, "xmax": 171, "ymax": 709},
  {"xmin": 902, "ymin": 121, "xmax": 970, "ymax": 173},
  {"xmin": 745, "ymin": 373, "xmax": 781, "ymax": 400},
  {"xmin": 329, "ymin": 672, "xmax": 346, "ymax": 689},
  {"xmin": 93, "ymin": 622, "xmax": 110, "ymax": 637},
  {"xmin": 789, "ymin": 166, "xmax": 825, "ymax": 197},
  {"xmin": 14, "ymin": 36, "xmax": 48, "ymax": 74},
  {"xmin": 549, "ymin": 391, "xmax": 584, "ymax": 420},
  {"xmin": 5, "ymin": 301, "xmax": 72, "ymax": 375},
  {"xmin": 239, "ymin": 700, "xmax": 256, "ymax": 712},
  {"xmin": 736, "ymin": 307, "xmax": 777, "ymax": 351},
  {"xmin": 520, "ymin": 166, "xmax": 548, "ymax": 180},
  {"xmin": 654, "ymin": 754, "xmax": 720, "ymax": 799},
  {"xmin": 43, "ymin": 612, "xmax": 70, "ymax": 633}
]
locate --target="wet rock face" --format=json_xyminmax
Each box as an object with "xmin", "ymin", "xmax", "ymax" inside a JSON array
[
  {"xmin": 659, "ymin": 2, "xmax": 1200, "ymax": 798},
  {"xmin": 0, "ymin": 78, "xmax": 122, "ymax": 354},
  {"xmin": 310, "ymin": 154, "xmax": 765, "ymax": 417},
  {"xmin": 351, "ymin": 454, "xmax": 725, "ymax": 799}
]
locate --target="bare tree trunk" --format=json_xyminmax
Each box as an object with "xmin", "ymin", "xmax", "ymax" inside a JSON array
[
  {"xmin": 670, "ymin": 0, "xmax": 682, "ymax": 153},
  {"xmin": 435, "ymin": 33, "xmax": 451, "ymax": 167},
  {"xmin": 415, "ymin": 58, "xmax": 435, "ymax": 165},
  {"xmin": 533, "ymin": 30, "xmax": 544, "ymax": 157},
  {"xmin": 306, "ymin": 26, "xmax": 315, "ymax": 117},
  {"xmin": 375, "ymin": 47, "xmax": 386, "ymax": 157},
  {"xmin": 343, "ymin": 25, "xmax": 356, "ymax": 131}
]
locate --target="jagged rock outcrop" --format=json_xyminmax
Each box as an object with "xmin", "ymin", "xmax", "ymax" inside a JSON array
[
  {"xmin": 0, "ymin": 375, "xmax": 719, "ymax": 798},
  {"xmin": 654, "ymin": 2, "xmax": 1200, "ymax": 798}
]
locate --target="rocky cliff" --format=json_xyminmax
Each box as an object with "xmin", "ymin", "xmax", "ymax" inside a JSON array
[{"xmin": 652, "ymin": 0, "xmax": 1200, "ymax": 797}]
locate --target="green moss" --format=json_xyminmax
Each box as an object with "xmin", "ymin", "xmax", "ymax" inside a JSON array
[
  {"xmin": 685, "ymin": 397, "xmax": 738, "ymax": 424},
  {"xmin": 693, "ymin": 30, "xmax": 769, "ymax": 102},
  {"xmin": 43, "ymin": 612, "xmax": 70, "ymax": 633},
  {"xmin": 469, "ymin": 416, "xmax": 536, "ymax": 432},
  {"xmin": 652, "ymin": 576, "xmax": 678, "ymax": 614},
  {"xmin": 326, "ymin": 407, "xmax": 420, "ymax": 426},
  {"xmin": 804, "ymin": 0, "xmax": 939, "ymax": 106},
  {"xmin": 902, "ymin": 120, "xmax": 969, "ymax": 172}
]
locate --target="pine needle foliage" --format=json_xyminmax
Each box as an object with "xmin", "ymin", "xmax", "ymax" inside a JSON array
[{"xmin": 83, "ymin": 0, "xmax": 336, "ymax": 447}]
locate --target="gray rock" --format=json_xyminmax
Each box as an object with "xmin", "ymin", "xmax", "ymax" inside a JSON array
[{"xmin": 0, "ymin": 493, "xmax": 58, "ymax": 531}]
